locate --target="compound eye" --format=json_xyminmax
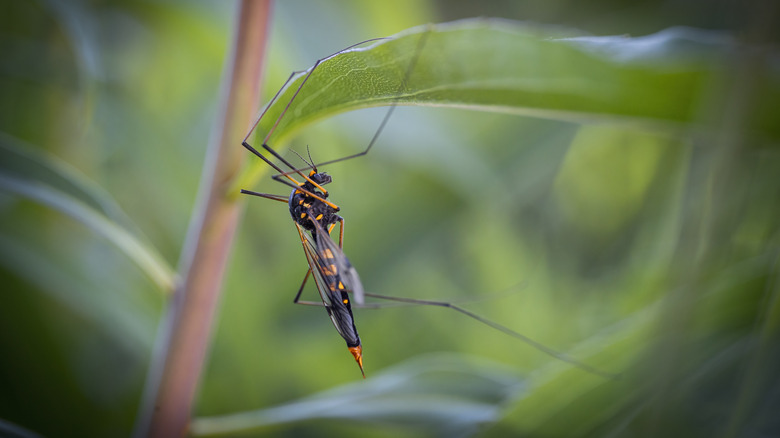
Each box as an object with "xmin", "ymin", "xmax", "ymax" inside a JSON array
[{"xmin": 314, "ymin": 173, "xmax": 332, "ymax": 185}]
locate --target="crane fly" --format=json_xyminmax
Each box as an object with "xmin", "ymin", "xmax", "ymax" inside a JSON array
[{"xmin": 240, "ymin": 29, "xmax": 618, "ymax": 380}]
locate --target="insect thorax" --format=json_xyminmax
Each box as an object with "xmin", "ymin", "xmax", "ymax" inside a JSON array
[{"xmin": 289, "ymin": 182, "xmax": 339, "ymax": 231}]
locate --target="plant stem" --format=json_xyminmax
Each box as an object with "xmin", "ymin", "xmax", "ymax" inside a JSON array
[{"xmin": 133, "ymin": 1, "xmax": 272, "ymax": 436}]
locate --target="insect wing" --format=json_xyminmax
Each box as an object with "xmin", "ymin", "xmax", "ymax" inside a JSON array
[
  {"xmin": 295, "ymin": 223, "xmax": 361, "ymax": 348},
  {"xmin": 313, "ymin": 223, "xmax": 365, "ymax": 306},
  {"xmin": 296, "ymin": 224, "xmax": 333, "ymax": 305}
]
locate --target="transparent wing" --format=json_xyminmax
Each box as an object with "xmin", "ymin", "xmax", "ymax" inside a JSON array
[
  {"xmin": 311, "ymin": 221, "xmax": 365, "ymax": 306},
  {"xmin": 295, "ymin": 223, "xmax": 361, "ymax": 348},
  {"xmin": 295, "ymin": 223, "xmax": 334, "ymax": 306}
]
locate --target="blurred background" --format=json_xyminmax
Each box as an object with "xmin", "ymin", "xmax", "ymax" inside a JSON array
[{"xmin": 1, "ymin": 1, "xmax": 778, "ymax": 437}]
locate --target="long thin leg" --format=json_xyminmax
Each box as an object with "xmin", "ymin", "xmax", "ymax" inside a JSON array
[
  {"xmin": 287, "ymin": 279, "xmax": 617, "ymax": 378},
  {"xmin": 246, "ymin": 31, "xmax": 430, "ymax": 185},
  {"xmin": 292, "ymin": 260, "xmax": 377, "ymax": 308},
  {"xmin": 243, "ymin": 32, "xmax": 431, "ymax": 214},
  {"xmin": 243, "ymin": 37, "xmax": 389, "ymax": 145},
  {"xmin": 239, "ymin": 189, "xmax": 288, "ymax": 203},
  {"xmin": 304, "ymin": 29, "xmax": 432, "ymax": 170},
  {"xmin": 242, "ymin": 70, "xmax": 297, "ymax": 145},
  {"xmin": 294, "ymin": 298, "xmax": 385, "ymax": 309},
  {"xmin": 242, "ymin": 38, "xmax": 390, "ymax": 197},
  {"xmin": 260, "ymin": 38, "xmax": 389, "ymax": 146},
  {"xmin": 292, "ymin": 268, "xmax": 325, "ymax": 306},
  {"xmin": 334, "ymin": 217, "xmax": 344, "ymax": 248},
  {"xmin": 358, "ymin": 292, "xmax": 618, "ymax": 379},
  {"xmin": 263, "ymin": 144, "xmax": 334, "ymax": 202},
  {"xmin": 242, "ymin": 140, "xmax": 341, "ymax": 211},
  {"xmin": 241, "ymin": 141, "xmax": 308, "ymax": 191}
]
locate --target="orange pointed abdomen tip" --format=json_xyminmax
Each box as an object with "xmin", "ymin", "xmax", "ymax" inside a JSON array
[{"xmin": 348, "ymin": 346, "xmax": 365, "ymax": 378}]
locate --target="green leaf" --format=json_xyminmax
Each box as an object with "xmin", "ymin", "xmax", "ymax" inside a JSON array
[
  {"xmin": 190, "ymin": 353, "xmax": 524, "ymax": 437},
  {"xmin": 484, "ymin": 302, "xmax": 658, "ymax": 437},
  {"xmin": 0, "ymin": 134, "xmax": 176, "ymax": 292},
  {"xmin": 240, "ymin": 18, "xmax": 779, "ymax": 189}
]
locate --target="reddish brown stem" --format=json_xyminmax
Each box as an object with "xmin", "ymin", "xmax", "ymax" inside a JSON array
[{"xmin": 133, "ymin": 1, "xmax": 272, "ymax": 437}]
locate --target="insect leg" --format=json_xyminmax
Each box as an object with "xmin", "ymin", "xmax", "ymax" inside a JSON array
[
  {"xmin": 312, "ymin": 29, "xmax": 432, "ymax": 169},
  {"xmin": 291, "ymin": 268, "xmax": 329, "ymax": 307},
  {"xmin": 358, "ymin": 292, "xmax": 619, "ymax": 380},
  {"xmin": 291, "ymin": 269, "xmax": 381, "ymax": 309},
  {"xmin": 243, "ymin": 37, "xmax": 389, "ymax": 146},
  {"xmin": 256, "ymin": 38, "xmax": 389, "ymax": 147},
  {"xmin": 241, "ymin": 141, "xmax": 339, "ymax": 211},
  {"xmin": 239, "ymin": 189, "xmax": 288, "ymax": 203},
  {"xmin": 243, "ymin": 39, "xmax": 390, "ymax": 199},
  {"xmin": 329, "ymin": 216, "xmax": 344, "ymax": 249}
]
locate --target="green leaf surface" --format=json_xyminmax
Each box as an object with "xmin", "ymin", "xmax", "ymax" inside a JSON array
[
  {"xmin": 191, "ymin": 354, "xmax": 524, "ymax": 437},
  {"xmin": 241, "ymin": 18, "xmax": 779, "ymax": 188},
  {"xmin": 0, "ymin": 134, "xmax": 176, "ymax": 292},
  {"xmin": 192, "ymin": 300, "xmax": 644, "ymax": 437},
  {"xmin": 484, "ymin": 303, "xmax": 658, "ymax": 437}
]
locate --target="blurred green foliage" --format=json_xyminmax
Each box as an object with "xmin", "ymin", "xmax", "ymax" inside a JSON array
[{"xmin": 1, "ymin": 1, "xmax": 778, "ymax": 438}]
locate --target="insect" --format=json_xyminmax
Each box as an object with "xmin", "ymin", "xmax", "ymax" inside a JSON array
[{"xmin": 240, "ymin": 31, "xmax": 617, "ymax": 380}]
